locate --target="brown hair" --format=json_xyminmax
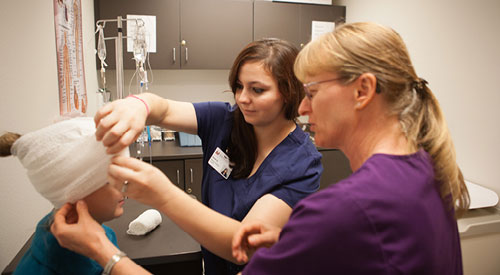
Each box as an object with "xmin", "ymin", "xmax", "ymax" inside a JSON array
[
  {"xmin": 295, "ymin": 22, "xmax": 469, "ymax": 217},
  {"xmin": 0, "ymin": 132, "xmax": 21, "ymax": 157},
  {"xmin": 227, "ymin": 38, "xmax": 304, "ymax": 178}
]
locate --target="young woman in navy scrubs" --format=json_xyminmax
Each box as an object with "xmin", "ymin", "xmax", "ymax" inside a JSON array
[{"xmin": 67, "ymin": 38, "xmax": 322, "ymax": 275}]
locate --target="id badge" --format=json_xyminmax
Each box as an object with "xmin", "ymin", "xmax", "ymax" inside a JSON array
[{"xmin": 208, "ymin": 147, "xmax": 232, "ymax": 179}]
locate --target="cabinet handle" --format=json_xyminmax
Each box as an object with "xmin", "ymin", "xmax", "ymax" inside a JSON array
[
  {"xmin": 176, "ymin": 169, "xmax": 180, "ymax": 186},
  {"xmin": 190, "ymin": 168, "xmax": 193, "ymax": 184},
  {"xmin": 187, "ymin": 187, "xmax": 192, "ymax": 194},
  {"xmin": 172, "ymin": 48, "xmax": 176, "ymax": 63},
  {"xmin": 180, "ymin": 40, "xmax": 188, "ymax": 63}
]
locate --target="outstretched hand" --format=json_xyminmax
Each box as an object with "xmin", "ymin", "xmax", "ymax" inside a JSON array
[
  {"xmin": 108, "ymin": 156, "xmax": 175, "ymax": 209},
  {"xmin": 94, "ymin": 96, "xmax": 149, "ymax": 154},
  {"xmin": 51, "ymin": 201, "xmax": 119, "ymax": 263},
  {"xmin": 231, "ymin": 222, "xmax": 282, "ymax": 264}
]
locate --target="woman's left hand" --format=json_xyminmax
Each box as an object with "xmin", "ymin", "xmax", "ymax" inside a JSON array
[
  {"xmin": 108, "ymin": 156, "xmax": 175, "ymax": 209},
  {"xmin": 231, "ymin": 221, "xmax": 282, "ymax": 264}
]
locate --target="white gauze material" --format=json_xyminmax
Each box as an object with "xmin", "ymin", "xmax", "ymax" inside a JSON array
[
  {"xmin": 11, "ymin": 117, "xmax": 129, "ymax": 208},
  {"xmin": 127, "ymin": 209, "xmax": 162, "ymax": 235}
]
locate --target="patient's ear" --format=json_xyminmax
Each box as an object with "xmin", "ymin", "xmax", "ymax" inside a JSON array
[
  {"xmin": 65, "ymin": 205, "xmax": 79, "ymax": 224},
  {"xmin": 353, "ymin": 73, "xmax": 377, "ymax": 110}
]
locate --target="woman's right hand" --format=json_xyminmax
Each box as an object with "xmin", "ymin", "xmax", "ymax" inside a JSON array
[
  {"xmin": 51, "ymin": 201, "xmax": 120, "ymax": 265},
  {"xmin": 231, "ymin": 222, "xmax": 282, "ymax": 264},
  {"xmin": 94, "ymin": 95, "xmax": 150, "ymax": 154},
  {"xmin": 108, "ymin": 156, "xmax": 177, "ymax": 209}
]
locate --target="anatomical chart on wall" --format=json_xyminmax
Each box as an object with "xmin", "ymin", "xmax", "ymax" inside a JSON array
[{"xmin": 53, "ymin": 0, "xmax": 87, "ymax": 115}]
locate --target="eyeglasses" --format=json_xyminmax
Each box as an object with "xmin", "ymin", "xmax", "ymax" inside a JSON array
[{"xmin": 303, "ymin": 77, "xmax": 344, "ymax": 99}]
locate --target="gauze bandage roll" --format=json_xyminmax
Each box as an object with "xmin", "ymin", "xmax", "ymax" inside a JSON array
[
  {"xmin": 10, "ymin": 117, "xmax": 129, "ymax": 208},
  {"xmin": 127, "ymin": 209, "xmax": 162, "ymax": 235}
]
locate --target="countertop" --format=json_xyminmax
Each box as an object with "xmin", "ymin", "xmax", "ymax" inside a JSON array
[{"xmin": 130, "ymin": 139, "xmax": 337, "ymax": 161}]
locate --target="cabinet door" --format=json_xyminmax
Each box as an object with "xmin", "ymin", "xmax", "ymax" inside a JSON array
[
  {"xmin": 319, "ymin": 150, "xmax": 351, "ymax": 190},
  {"xmin": 253, "ymin": 1, "xmax": 301, "ymax": 48},
  {"xmin": 95, "ymin": 0, "xmax": 180, "ymax": 69},
  {"xmin": 180, "ymin": 0, "xmax": 253, "ymax": 69},
  {"xmin": 154, "ymin": 160, "xmax": 185, "ymax": 190},
  {"xmin": 184, "ymin": 158, "xmax": 203, "ymax": 201},
  {"xmin": 299, "ymin": 4, "xmax": 346, "ymax": 47}
]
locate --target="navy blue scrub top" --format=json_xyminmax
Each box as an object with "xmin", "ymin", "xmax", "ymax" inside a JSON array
[{"xmin": 193, "ymin": 102, "xmax": 322, "ymax": 275}]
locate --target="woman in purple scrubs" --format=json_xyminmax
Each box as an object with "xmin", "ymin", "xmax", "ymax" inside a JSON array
[{"xmin": 232, "ymin": 22, "xmax": 470, "ymax": 274}]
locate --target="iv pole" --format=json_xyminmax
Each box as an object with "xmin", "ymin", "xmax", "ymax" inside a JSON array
[
  {"xmin": 95, "ymin": 16, "xmax": 152, "ymax": 164},
  {"xmin": 96, "ymin": 16, "xmax": 144, "ymax": 100}
]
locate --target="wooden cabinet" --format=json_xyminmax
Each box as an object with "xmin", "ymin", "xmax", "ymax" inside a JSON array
[
  {"xmin": 154, "ymin": 159, "xmax": 185, "ymax": 189},
  {"xmin": 179, "ymin": 0, "xmax": 253, "ymax": 69},
  {"xmin": 254, "ymin": 1, "xmax": 345, "ymax": 49},
  {"xmin": 253, "ymin": 1, "xmax": 300, "ymax": 46},
  {"xmin": 318, "ymin": 149, "xmax": 351, "ymax": 190},
  {"xmin": 153, "ymin": 158, "xmax": 203, "ymax": 201},
  {"xmin": 132, "ymin": 143, "xmax": 350, "ymax": 201},
  {"xmin": 95, "ymin": 0, "xmax": 344, "ymax": 69},
  {"xmin": 254, "ymin": 1, "xmax": 301, "ymax": 47},
  {"xmin": 184, "ymin": 158, "xmax": 203, "ymax": 201},
  {"xmin": 95, "ymin": 0, "xmax": 180, "ymax": 70},
  {"xmin": 95, "ymin": 0, "xmax": 252, "ymax": 69}
]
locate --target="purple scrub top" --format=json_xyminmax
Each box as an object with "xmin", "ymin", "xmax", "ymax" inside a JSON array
[{"xmin": 244, "ymin": 150, "xmax": 463, "ymax": 274}]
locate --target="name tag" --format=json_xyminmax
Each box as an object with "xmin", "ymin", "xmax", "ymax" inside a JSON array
[{"xmin": 208, "ymin": 147, "xmax": 232, "ymax": 179}]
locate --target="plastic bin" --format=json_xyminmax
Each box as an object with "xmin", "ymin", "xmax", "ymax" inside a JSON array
[{"xmin": 178, "ymin": 132, "xmax": 202, "ymax": 147}]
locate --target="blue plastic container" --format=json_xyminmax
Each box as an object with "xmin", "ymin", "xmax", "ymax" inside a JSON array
[{"xmin": 178, "ymin": 132, "xmax": 202, "ymax": 147}]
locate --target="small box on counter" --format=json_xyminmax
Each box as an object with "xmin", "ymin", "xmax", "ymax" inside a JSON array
[{"xmin": 178, "ymin": 132, "xmax": 202, "ymax": 147}]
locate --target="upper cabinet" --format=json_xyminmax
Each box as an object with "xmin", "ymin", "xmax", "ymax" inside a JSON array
[
  {"xmin": 95, "ymin": 0, "xmax": 252, "ymax": 70},
  {"xmin": 95, "ymin": 0, "xmax": 180, "ymax": 70},
  {"xmin": 179, "ymin": 0, "xmax": 253, "ymax": 69},
  {"xmin": 95, "ymin": 0, "xmax": 344, "ymax": 70},
  {"xmin": 254, "ymin": 1, "xmax": 345, "ymax": 49}
]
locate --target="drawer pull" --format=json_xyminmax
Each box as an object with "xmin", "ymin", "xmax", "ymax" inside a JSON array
[{"xmin": 176, "ymin": 170, "xmax": 180, "ymax": 186}]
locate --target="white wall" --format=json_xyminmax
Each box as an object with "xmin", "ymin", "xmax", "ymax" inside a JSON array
[
  {"xmin": 103, "ymin": 69, "xmax": 234, "ymax": 103},
  {"xmin": 332, "ymin": 0, "xmax": 500, "ymax": 196},
  {"xmin": 0, "ymin": 0, "xmax": 82, "ymax": 270},
  {"xmin": 334, "ymin": 1, "xmax": 500, "ymax": 274},
  {"xmin": 0, "ymin": 0, "xmax": 233, "ymax": 271},
  {"xmin": 0, "ymin": 0, "xmax": 98, "ymax": 270}
]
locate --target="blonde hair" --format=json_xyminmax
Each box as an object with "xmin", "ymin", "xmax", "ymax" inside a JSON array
[{"xmin": 295, "ymin": 22, "xmax": 469, "ymax": 217}]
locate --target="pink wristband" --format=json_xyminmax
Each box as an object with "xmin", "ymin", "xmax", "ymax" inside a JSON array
[{"xmin": 127, "ymin": 95, "xmax": 150, "ymax": 115}]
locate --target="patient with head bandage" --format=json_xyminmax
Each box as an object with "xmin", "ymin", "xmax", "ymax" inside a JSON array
[{"xmin": 0, "ymin": 117, "xmax": 129, "ymax": 275}]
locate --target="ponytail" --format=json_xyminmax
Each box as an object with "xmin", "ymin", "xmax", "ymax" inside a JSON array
[
  {"xmin": 0, "ymin": 132, "xmax": 21, "ymax": 157},
  {"xmin": 402, "ymin": 81, "xmax": 469, "ymax": 217}
]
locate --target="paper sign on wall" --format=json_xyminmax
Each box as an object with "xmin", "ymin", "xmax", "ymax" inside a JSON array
[
  {"xmin": 273, "ymin": 0, "xmax": 332, "ymax": 5},
  {"xmin": 126, "ymin": 15, "xmax": 157, "ymax": 53},
  {"xmin": 311, "ymin": 21, "xmax": 335, "ymax": 41}
]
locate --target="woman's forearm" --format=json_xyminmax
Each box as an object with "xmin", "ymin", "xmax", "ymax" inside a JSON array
[
  {"xmin": 139, "ymin": 93, "xmax": 198, "ymax": 135},
  {"xmin": 156, "ymin": 184, "xmax": 243, "ymax": 263}
]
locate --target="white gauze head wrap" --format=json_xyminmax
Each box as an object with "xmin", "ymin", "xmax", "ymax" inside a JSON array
[{"xmin": 11, "ymin": 117, "xmax": 129, "ymax": 208}]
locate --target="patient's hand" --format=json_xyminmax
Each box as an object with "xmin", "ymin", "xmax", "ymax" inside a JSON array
[{"xmin": 231, "ymin": 222, "xmax": 281, "ymax": 264}]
